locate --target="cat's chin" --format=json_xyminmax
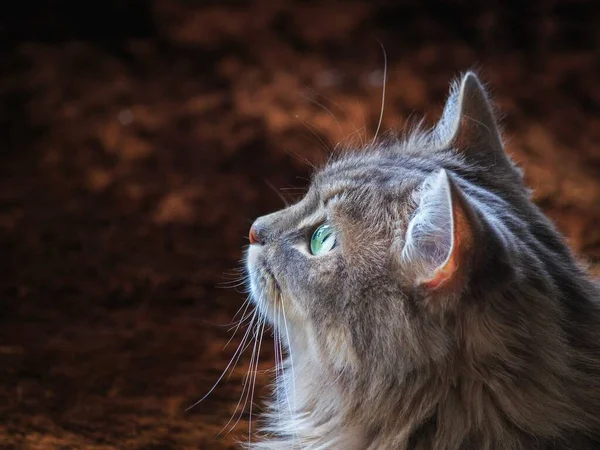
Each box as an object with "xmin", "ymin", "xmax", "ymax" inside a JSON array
[{"xmin": 246, "ymin": 244, "xmax": 281, "ymax": 323}]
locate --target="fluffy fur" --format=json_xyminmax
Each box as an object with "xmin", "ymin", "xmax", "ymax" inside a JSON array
[{"xmin": 244, "ymin": 72, "xmax": 600, "ymax": 449}]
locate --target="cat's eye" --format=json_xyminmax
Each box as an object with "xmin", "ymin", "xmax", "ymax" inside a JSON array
[{"xmin": 310, "ymin": 224, "xmax": 336, "ymax": 256}]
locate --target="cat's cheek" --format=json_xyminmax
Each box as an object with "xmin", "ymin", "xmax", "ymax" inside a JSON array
[{"xmin": 324, "ymin": 326, "xmax": 359, "ymax": 373}]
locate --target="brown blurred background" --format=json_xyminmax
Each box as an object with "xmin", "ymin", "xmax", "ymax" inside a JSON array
[{"xmin": 1, "ymin": 1, "xmax": 599, "ymax": 449}]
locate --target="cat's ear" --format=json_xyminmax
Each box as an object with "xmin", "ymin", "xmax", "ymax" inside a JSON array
[
  {"xmin": 434, "ymin": 72, "xmax": 515, "ymax": 174},
  {"xmin": 401, "ymin": 169, "xmax": 479, "ymax": 293}
]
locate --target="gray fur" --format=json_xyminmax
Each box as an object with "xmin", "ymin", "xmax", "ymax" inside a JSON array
[{"xmin": 244, "ymin": 72, "xmax": 600, "ymax": 449}]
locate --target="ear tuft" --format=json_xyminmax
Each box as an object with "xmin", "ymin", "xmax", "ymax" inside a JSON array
[{"xmin": 434, "ymin": 72, "xmax": 516, "ymax": 175}]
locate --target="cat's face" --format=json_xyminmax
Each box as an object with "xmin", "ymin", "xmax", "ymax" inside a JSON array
[
  {"xmin": 246, "ymin": 72, "xmax": 526, "ymax": 383},
  {"xmin": 247, "ymin": 154, "xmax": 447, "ymax": 376}
]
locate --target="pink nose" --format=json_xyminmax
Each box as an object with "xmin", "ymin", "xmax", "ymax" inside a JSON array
[{"xmin": 249, "ymin": 225, "xmax": 260, "ymax": 245}]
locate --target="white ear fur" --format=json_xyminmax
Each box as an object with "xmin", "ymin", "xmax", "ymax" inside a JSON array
[{"xmin": 401, "ymin": 169, "xmax": 454, "ymax": 285}]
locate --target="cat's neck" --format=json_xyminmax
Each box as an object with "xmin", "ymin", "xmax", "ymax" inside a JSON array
[
  {"xmin": 259, "ymin": 283, "xmax": 600, "ymax": 450},
  {"xmin": 268, "ymin": 351, "xmax": 600, "ymax": 449}
]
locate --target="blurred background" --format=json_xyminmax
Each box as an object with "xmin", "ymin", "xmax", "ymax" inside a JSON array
[{"xmin": 1, "ymin": 0, "xmax": 599, "ymax": 448}]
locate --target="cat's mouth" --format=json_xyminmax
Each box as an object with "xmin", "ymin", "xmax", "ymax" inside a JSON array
[{"xmin": 246, "ymin": 246, "xmax": 281, "ymax": 319}]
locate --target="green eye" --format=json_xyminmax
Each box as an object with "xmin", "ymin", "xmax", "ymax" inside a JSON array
[{"xmin": 310, "ymin": 224, "xmax": 336, "ymax": 256}]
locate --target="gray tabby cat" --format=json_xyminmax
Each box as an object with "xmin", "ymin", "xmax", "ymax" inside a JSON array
[{"xmin": 244, "ymin": 72, "xmax": 600, "ymax": 449}]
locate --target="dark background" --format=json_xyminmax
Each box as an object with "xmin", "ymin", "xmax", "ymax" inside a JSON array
[{"xmin": 1, "ymin": 1, "xmax": 599, "ymax": 448}]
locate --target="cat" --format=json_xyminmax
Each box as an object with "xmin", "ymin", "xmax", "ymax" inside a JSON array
[{"xmin": 243, "ymin": 72, "xmax": 600, "ymax": 449}]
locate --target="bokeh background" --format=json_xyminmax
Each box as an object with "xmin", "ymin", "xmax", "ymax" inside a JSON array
[{"xmin": 1, "ymin": 1, "xmax": 599, "ymax": 448}]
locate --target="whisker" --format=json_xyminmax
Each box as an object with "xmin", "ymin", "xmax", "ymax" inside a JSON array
[
  {"xmin": 303, "ymin": 86, "xmax": 366, "ymax": 149},
  {"xmin": 277, "ymin": 299, "xmax": 294, "ymax": 423},
  {"xmin": 210, "ymin": 295, "xmax": 252, "ymax": 329},
  {"xmin": 220, "ymin": 268, "xmax": 246, "ymax": 279},
  {"xmin": 291, "ymin": 113, "xmax": 332, "ymax": 156},
  {"xmin": 343, "ymin": 124, "xmax": 367, "ymax": 149},
  {"xmin": 283, "ymin": 146, "xmax": 318, "ymax": 171},
  {"xmin": 372, "ymin": 40, "xmax": 388, "ymax": 145},
  {"xmin": 280, "ymin": 298, "xmax": 296, "ymax": 407},
  {"xmin": 219, "ymin": 312, "xmax": 262, "ymax": 436},
  {"xmin": 188, "ymin": 310, "xmax": 257, "ymax": 412},
  {"xmin": 265, "ymin": 180, "xmax": 290, "ymax": 207},
  {"xmin": 358, "ymin": 99, "xmax": 368, "ymax": 150},
  {"xmin": 230, "ymin": 290, "xmax": 253, "ymax": 317},
  {"xmin": 226, "ymin": 310, "xmax": 255, "ymax": 334},
  {"xmin": 226, "ymin": 312, "xmax": 260, "ymax": 383},
  {"xmin": 273, "ymin": 302, "xmax": 282, "ymax": 428},
  {"xmin": 300, "ymin": 88, "xmax": 345, "ymax": 139},
  {"xmin": 248, "ymin": 316, "xmax": 267, "ymax": 443},
  {"xmin": 216, "ymin": 280, "xmax": 249, "ymax": 290},
  {"xmin": 225, "ymin": 312, "xmax": 265, "ymax": 435},
  {"xmin": 280, "ymin": 295, "xmax": 299, "ymax": 449},
  {"xmin": 216, "ymin": 276, "xmax": 249, "ymax": 286},
  {"xmin": 224, "ymin": 299, "xmax": 253, "ymax": 346},
  {"xmin": 279, "ymin": 187, "xmax": 307, "ymax": 192}
]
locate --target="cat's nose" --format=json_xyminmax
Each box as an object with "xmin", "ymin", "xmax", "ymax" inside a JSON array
[{"xmin": 249, "ymin": 223, "xmax": 262, "ymax": 245}]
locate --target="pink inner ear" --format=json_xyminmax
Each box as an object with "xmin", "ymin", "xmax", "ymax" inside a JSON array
[
  {"xmin": 421, "ymin": 190, "xmax": 473, "ymax": 291},
  {"xmin": 423, "ymin": 254, "xmax": 458, "ymax": 290},
  {"xmin": 402, "ymin": 169, "xmax": 476, "ymax": 293}
]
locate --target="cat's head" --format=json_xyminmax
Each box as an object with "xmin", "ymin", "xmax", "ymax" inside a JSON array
[{"xmin": 246, "ymin": 72, "xmax": 532, "ymax": 387}]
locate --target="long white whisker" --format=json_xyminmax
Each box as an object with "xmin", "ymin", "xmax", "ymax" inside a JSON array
[
  {"xmin": 248, "ymin": 316, "xmax": 267, "ymax": 443},
  {"xmin": 224, "ymin": 298, "xmax": 253, "ymax": 342},
  {"xmin": 225, "ymin": 309, "xmax": 265, "ymax": 436},
  {"xmin": 216, "ymin": 277, "xmax": 249, "ymax": 288},
  {"xmin": 273, "ymin": 302, "xmax": 282, "ymax": 427},
  {"xmin": 344, "ymin": 124, "xmax": 367, "ymax": 148},
  {"xmin": 265, "ymin": 180, "xmax": 290, "ymax": 207},
  {"xmin": 226, "ymin": 310, "xmax": 255, "ymax": 334},
  {"xmin": 302, "ymin": 86, "xmax": 365, "ymax": 148},
  {"xmin": 280, "ymin": 298, "xmax": 297, "ymax": 413},
  {"xmin": 372, "ymin": 40, "xmax": 388, "ymax": 145},
  {"xmin": 300, "ymin": 88, "xmax": 345, "ymax": 140},
  {"xmin": 291, "ymin": 114, "xmax": 332, "ymax": 155},
  {"xmin": 220, "ymin": 312, "xmax": 263, "ymax": 436},
  {"xmin": 283, "ymin": 146, "xmax": 318, "ymax": 171},
  {"xmin": 207, "ymin": 295, "xmax": 252, "ymax": 329},
  {"xmin": 280, "ymin": 297, "xmax": 300, "ymax": 447},
  {"xmin": 225, "ymin": 312, "xmax": 259, "ymax": 383},
  {"xmin": 277, "ymin": 302, "xmax": 293, "ymax": 422},
  {"xmin": 186, "ymin": 309, "xmax": 257, "ymax": 412},
  {"xmin": 220, "ymin": 292, "xmax": 253, "ymax": 326}
]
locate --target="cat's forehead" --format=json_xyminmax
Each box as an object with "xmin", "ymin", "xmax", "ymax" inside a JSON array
[{"xmin": 312, "ymin": 150, "xmax": 432, "ymax": 200}]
